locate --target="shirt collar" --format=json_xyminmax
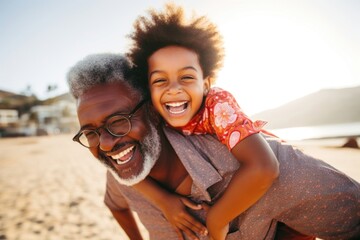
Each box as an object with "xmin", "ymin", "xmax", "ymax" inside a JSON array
[{"xmin": 163, "ymin": 127, "xmax": 222, "ymax": 201}]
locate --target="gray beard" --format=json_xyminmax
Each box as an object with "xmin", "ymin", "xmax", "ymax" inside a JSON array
[{"xmin": 98, "ymin": 121, "xmax": 161, "ymax": 186}]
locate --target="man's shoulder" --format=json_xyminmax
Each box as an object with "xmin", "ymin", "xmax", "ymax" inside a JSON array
[{"xmin": 163, "ymin": 127, "xmax": 236, "ymax": 165}]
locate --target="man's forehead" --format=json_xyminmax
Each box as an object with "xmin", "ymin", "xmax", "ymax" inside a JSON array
[
  {"xmin": 80, "ymin": 83, "xmax": 139, "ymax": 103},
  {"xmin": 76, "ymin": 83, "xmax": 141, "ymax": 124}
]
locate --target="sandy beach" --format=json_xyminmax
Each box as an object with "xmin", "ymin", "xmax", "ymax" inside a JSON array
[{"xmin": 0, "ymin": 135, "xmax": 359, "ymax": 240}]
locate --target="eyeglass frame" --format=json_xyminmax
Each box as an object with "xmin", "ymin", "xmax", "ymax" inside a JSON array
[{"xmin": 72, "ymin": 99, "xmax": 147, "ymax": 148}]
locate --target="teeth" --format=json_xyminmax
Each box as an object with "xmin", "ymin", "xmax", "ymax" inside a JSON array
[
  {"xmin": 116, "ymin": 158, "xmax": 130, "ymax": 165},
  {"xmin": 169, "ymin": 108, "xmax": 186, "ymax": 114},
  {"xmin": 111, "ymin": 145, "xmax": 135, "ymax": 165},
  {"xmin": 165, "ymin": 101, "xmax": 187, "ymax": 107},
  {"xmin": 165, "ymin": 101, "xmax": 188, "ymax": 114}
]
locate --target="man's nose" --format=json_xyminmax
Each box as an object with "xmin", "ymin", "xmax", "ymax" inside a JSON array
[{"xmin": 98, "ymin": 130, "xmax": 117, "ymax": 152}]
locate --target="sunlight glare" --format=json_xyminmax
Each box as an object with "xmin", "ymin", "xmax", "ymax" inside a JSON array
[{"xmin": 213, "ymin": 4, "xmax": 356, "ymax": 115}]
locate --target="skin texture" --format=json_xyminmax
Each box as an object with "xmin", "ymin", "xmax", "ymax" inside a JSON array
[{"xmin": 148, "ymin": 46, "xmax": 210, "ymax": 128}]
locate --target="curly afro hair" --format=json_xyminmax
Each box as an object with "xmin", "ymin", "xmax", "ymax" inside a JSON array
[{"xmin": 127, "ymin": 3, "xmax": 224, "ymax": 90}]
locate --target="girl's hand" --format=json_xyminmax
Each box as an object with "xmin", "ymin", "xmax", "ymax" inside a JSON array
[{"xmin": 160, "ymin": 194, "xmax": 208, "ymax": 240}]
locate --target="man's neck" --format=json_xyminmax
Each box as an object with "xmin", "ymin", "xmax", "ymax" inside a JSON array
[{"xmin": 148, "ymin": 128, "xmax": 187, "ymax": 191}]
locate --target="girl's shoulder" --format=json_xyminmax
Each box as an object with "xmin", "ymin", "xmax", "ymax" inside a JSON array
[
  {"xmin": 208, "ymin": 87, "xmax": 227, "ymax": 95},
  {"xmin": 206, "ymin": 87, "xmax": 237, "ymax": 105}
]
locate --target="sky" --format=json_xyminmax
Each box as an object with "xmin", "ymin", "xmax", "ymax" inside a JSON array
[{"xmin": 0, "ymin": 0, "xmax": 359, "ymax": 115}]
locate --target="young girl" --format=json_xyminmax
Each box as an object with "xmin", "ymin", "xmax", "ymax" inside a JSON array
[{"xmin": 128, "ymin": 4, "xmax": 279, "ymax": 240}]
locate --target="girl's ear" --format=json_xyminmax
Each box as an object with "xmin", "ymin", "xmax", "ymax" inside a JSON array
[{"xmin": 203, "ymin": 77, "xmax": 211, "ymax": 96}]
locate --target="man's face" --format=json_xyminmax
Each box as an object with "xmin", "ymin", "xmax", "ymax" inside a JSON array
[{"xmin": 76, "ymin": 83, "xmax": 161, "ymax": 185}]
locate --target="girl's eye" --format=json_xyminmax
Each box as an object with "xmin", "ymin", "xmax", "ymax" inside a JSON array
[
  {"xmin": 151, "ymin": 78, "xmax": 166, "ymax": 85},
  {"xmin": 182, "ymin": 75, "xmax": 195, "ymax": 81}
]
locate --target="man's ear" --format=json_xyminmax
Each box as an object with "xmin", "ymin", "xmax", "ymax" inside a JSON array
[{"xmin": 203, "ymin": 77, "xmax": 211, "ymax": 96}]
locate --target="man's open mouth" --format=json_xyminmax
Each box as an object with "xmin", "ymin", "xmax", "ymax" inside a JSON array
[
  {"xmin": 165, "ymin": 101, "xmax": 188, "ymax": 114},
  {"xmin": 110, "ymin": 145, "xmax": 135, "ymax": 165}
]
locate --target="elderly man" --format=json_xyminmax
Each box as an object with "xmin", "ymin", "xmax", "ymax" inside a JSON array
[{"xmin": 67, "ymin": 53, "xmax": 360, "ymax": 240}]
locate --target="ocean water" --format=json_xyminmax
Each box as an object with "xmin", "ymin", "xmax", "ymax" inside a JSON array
[{"xmin": 270, "ymin": 122, "xmax": 360, "ymax": 141}]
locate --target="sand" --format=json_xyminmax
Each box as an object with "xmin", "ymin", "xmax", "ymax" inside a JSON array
[{"xmin": 0, "ymin": 135, "xmax": 359, "ymax": 240}]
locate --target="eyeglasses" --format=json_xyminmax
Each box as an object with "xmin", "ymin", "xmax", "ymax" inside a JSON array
[{"xmin": 73, "ymin": 99, "xmax": 147, "ymax": 148}]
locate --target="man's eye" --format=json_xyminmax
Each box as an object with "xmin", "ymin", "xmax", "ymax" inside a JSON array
[
  {"xmin": 83, "ymin": 131, "xmax": 98, "ymax": 140},
  {"xmin": 84, "ymin": 130, "xmax": 96, "ymax": 137},
  {"xmin": 108, "ymin": 117, "xmax": 130, "ymax": 134},
  {"xmin": 110, "ymin": 118, "xmax": 128, "ymax": 127}
]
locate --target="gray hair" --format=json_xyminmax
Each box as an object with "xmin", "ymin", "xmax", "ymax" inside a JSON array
[{"xmin": 67, "ymin": 53, "xmax": 148, "ymax": 99}]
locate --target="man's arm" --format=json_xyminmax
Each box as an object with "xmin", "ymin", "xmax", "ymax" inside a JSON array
[
  {"xmin": 110, "ymin": 208, "xmax": 144, "ymax": 240},
  {"xmin": 104, "ymin": 171, "xmax": 144, "ymax": 240}
]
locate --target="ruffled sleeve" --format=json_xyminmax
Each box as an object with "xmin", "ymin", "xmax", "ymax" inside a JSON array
[{"xmin": 183, "ymin": 87, "xmax": 268, "ymax": 150}]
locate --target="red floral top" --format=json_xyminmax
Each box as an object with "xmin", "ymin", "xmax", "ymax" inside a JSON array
[{"xmin": 180, "ymin": 87, "xmax": 273, "ymax": 150}]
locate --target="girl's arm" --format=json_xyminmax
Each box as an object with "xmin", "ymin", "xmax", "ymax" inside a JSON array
[
  {"xmin": 133, "ymin": 177, "xmax": 208, "ymax": 239},
  {"xmin": 206, "ymin": 133, "xmax": 279, "ymax": 240}
]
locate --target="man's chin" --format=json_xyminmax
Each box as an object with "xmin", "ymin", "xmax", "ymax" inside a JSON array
[
  {"xmin": 108, "ymin": 167, "xmax": 145, "ymax": 186},
  {"xmin": 105, "ymin": 148, "xmax": 158, "ymax": 185},
  {"xmin": 97, "ymin": 120, "xmax": 161, "ymax": 186},
  {"xmin": 97, "ymin": 154, "xmax": 146, "ymax": 186}
]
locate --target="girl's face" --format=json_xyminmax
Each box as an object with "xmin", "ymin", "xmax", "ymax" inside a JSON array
[{"xmin": 148, "ymin": 45, "xmax": 209, "ymax": 128}]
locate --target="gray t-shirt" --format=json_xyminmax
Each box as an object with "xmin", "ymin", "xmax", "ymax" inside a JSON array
[{"xmin": 105, "ymin": 129, "xmax": 360, "ymax": 240}]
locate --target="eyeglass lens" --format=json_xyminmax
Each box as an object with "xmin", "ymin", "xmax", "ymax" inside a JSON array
[{"xmin": 78, "ymin": 116, "xmax": 131, "ymax": 147}]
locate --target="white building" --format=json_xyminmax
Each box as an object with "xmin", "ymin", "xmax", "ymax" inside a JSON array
[
  {"xmin": 28, "ymin": 100, "xmax": 78, "ymax": 135},
  {"xmin": 0, "ymin": 109, "xmax": 18, "ymax": 127}
]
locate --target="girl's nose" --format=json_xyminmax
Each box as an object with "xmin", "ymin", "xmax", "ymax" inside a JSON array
[{"xmin": 167, "ymin": 81, "xmax": 182, "ymax": 95}]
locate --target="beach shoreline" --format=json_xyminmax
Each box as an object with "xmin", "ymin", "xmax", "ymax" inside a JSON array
[{"xmin": 0, "ymin": 134, "xmax": 359, "ymax": 240}]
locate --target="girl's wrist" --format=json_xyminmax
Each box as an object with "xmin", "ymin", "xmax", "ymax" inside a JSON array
[{"xmin": 206, "ymin": 207, "xmax": 227, "ymax": 230}]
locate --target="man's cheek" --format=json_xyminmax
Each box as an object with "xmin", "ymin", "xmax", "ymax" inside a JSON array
[
  {"xmin": 89, "ymin": 148, "xmax": 100, "ymax": 159},
  {"xmin": 131, "ymin": 124, "xmax": 149, "ymax": 140}
]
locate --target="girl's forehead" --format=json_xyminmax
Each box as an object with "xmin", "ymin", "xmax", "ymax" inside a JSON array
[{"xmin": 148, "ymin": 46, "xmax": 202, "ymax": 70}]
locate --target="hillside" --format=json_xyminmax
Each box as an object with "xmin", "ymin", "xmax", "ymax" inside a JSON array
[
  {"xmin": 0, "ymin": 90, "xmax": 39, "ymax": 114},
  {"xmin": 43, "ymin": 92, "xmax": 75, "ymax": 105},
  {"xmin": 251, "ymin": 86, "xmax": 360, "ymax": 129}
]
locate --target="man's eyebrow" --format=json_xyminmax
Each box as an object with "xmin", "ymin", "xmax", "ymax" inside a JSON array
[
  {"xmin": 107, "ymin": 109, "xmax": 132, "ymax": 118},
  {"xmin": 80, "ymin": 124, "xmax": 95, "ymax": 130}
]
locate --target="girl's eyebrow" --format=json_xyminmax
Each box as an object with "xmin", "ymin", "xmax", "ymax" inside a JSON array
[
  {"xmin": 148, "ymin": 70, "xmax": 162, "ymax": 79},
  {"xmin": 149, "ymin": 66, "xmax": 198, "ymax": 78},
  {"xmin": 180, "ymin": 66, "xmax": 198, "ymax": 72}
]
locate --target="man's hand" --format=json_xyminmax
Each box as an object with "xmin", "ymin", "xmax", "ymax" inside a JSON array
[{"xmin": 159, "ymin": 194, "xmax": 208, "ymax": 240}]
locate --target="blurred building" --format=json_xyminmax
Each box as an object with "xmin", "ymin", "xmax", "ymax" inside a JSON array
[
  {"xmin": 0, "ymin": 90, "xmax": 79, "ymax": 137},
  {"xmin": 0, "ymin": 109, "xmax": 18, "ymax": 127},
  {"xmin": 23, "ymin": 100, "xmax": 78, "ymax": 136}
]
